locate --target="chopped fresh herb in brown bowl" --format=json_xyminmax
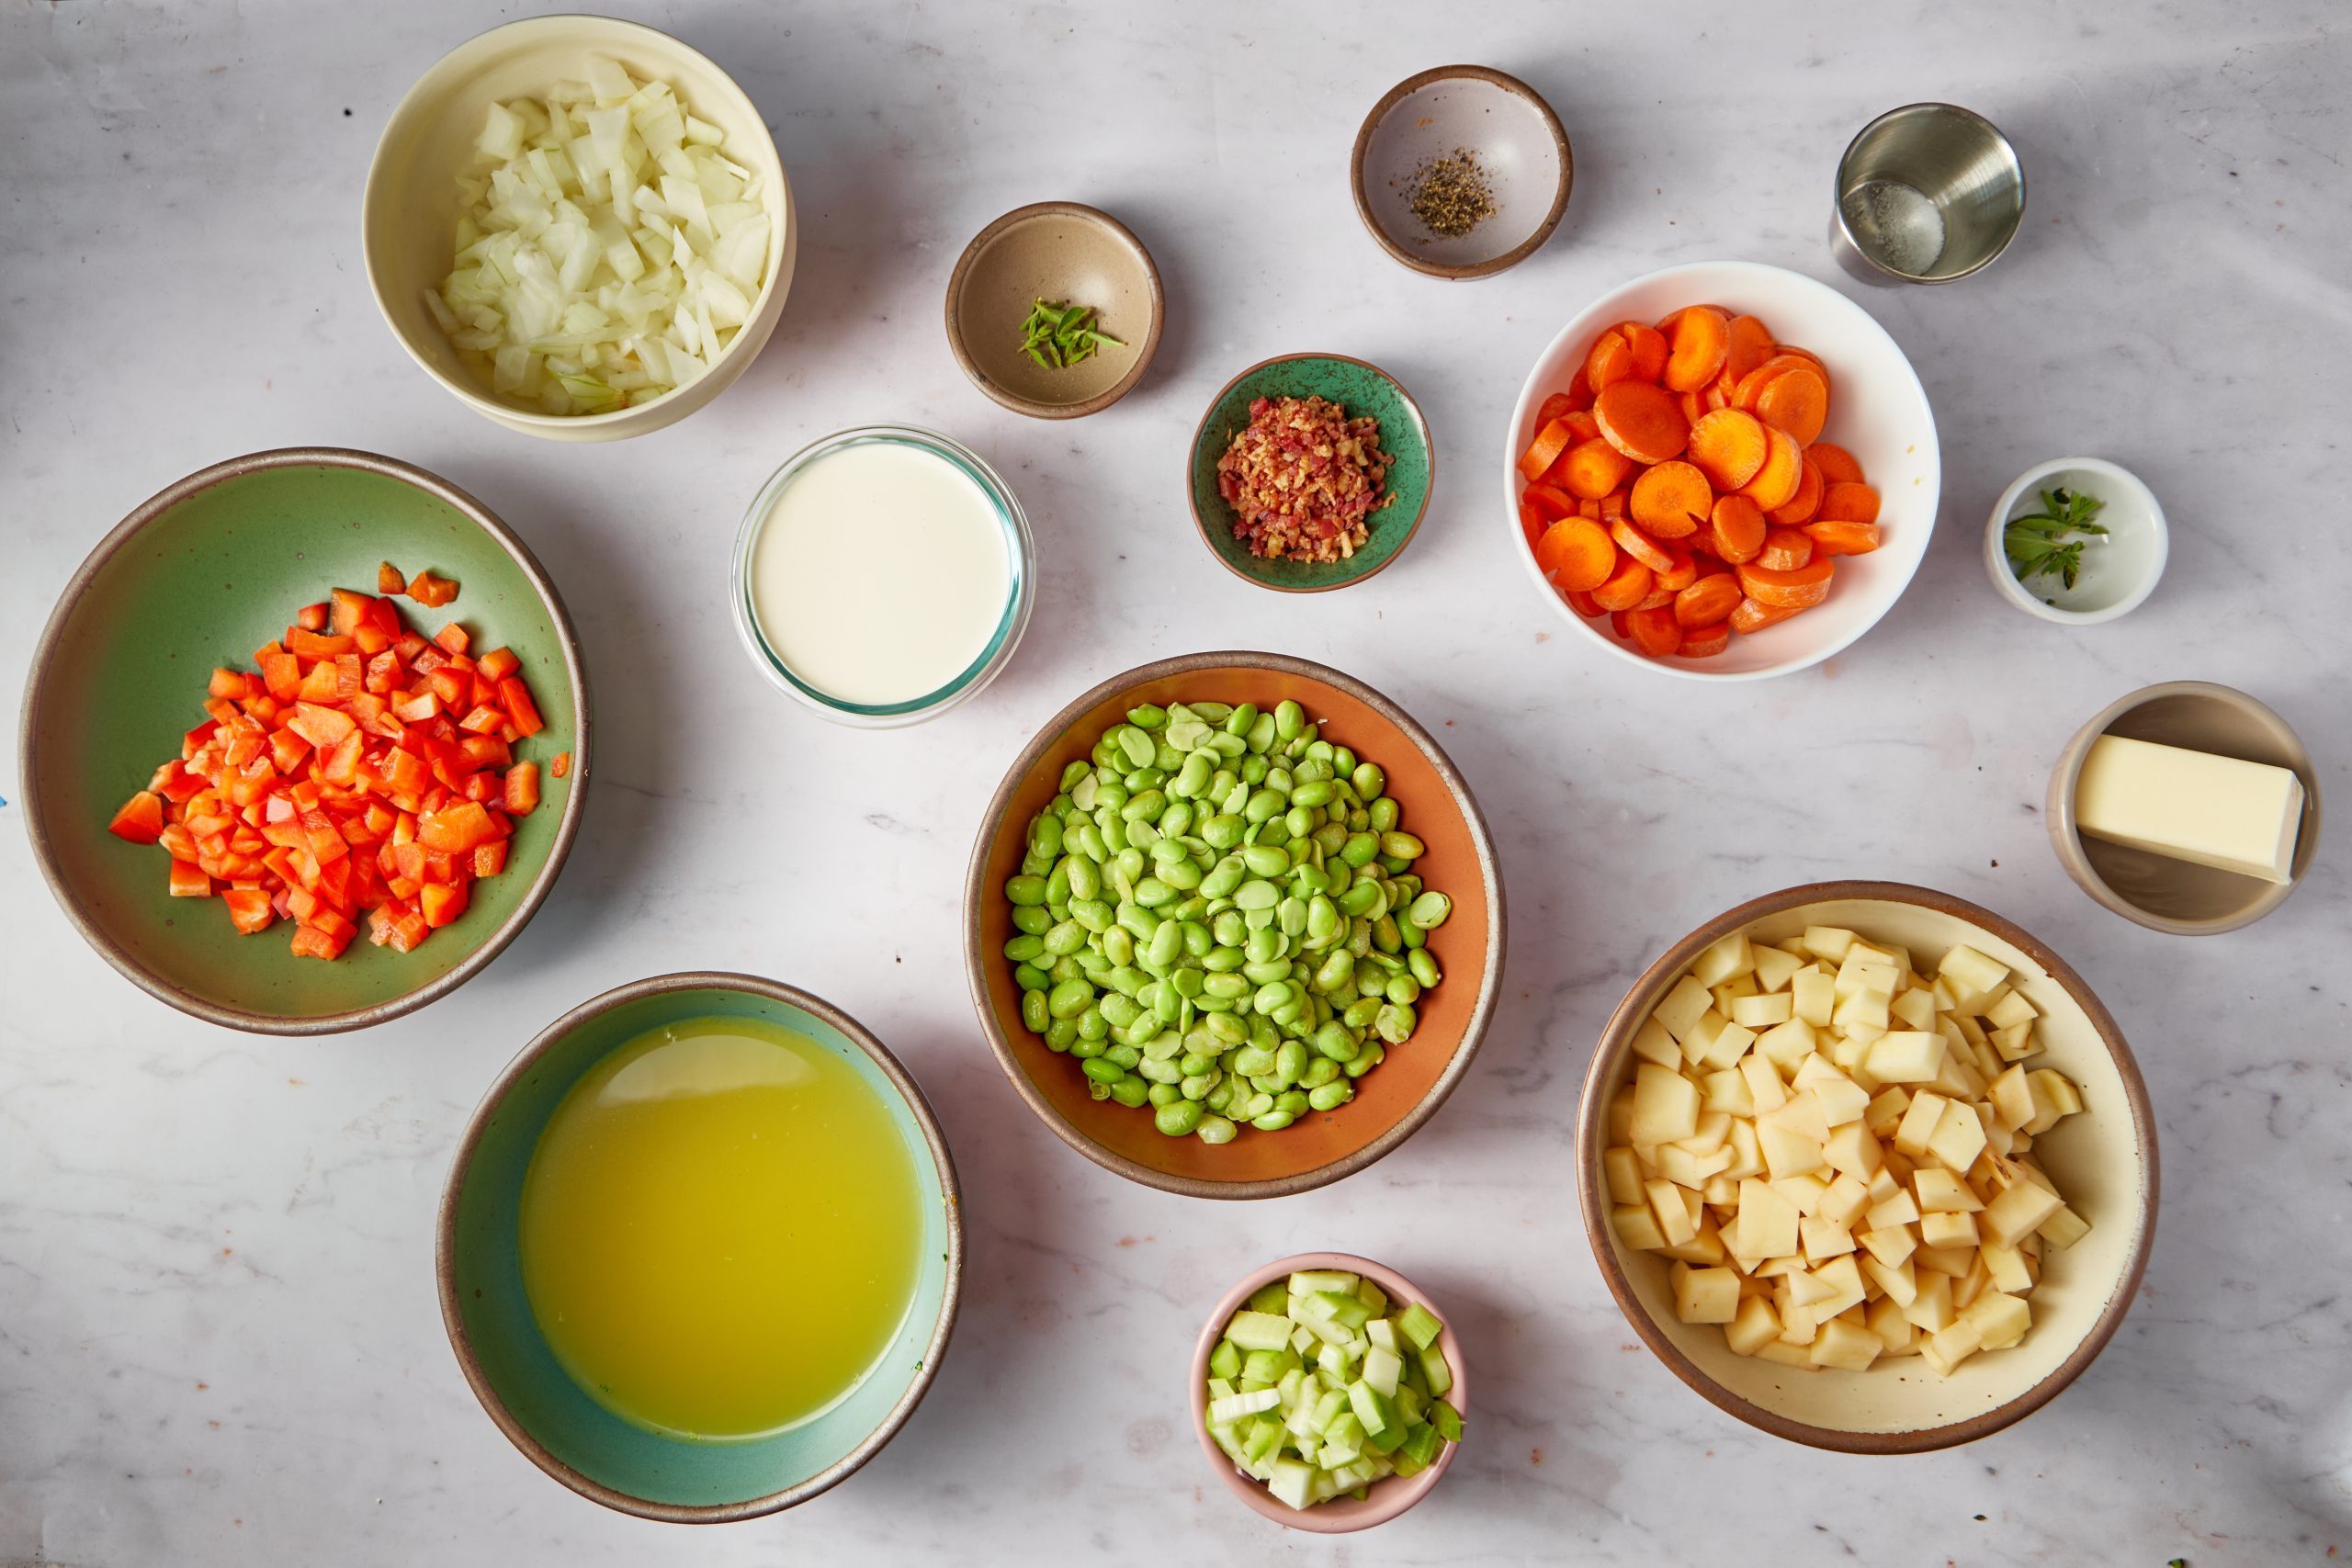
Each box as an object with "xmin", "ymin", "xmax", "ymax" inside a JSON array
[
  {"xmin": 945, "ymin": 203, "xmax": 1162, "ymax": 420},
  {"xmin": 1187, "ymin": 355, "xmax": 1434, "ymax": 593}
]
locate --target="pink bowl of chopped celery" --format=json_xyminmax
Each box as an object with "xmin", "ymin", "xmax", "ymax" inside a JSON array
[{"xmin": 1189, "ymin": 1252, "xmax": 1468, "ymax": 1532}]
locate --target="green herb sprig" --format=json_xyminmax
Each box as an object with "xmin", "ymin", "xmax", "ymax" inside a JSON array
[
  {"xmin": 2004, "ymin": 486, "xmax": 2109, "ymax": 592},
  {"xmin": 1019, "ymin": 298, "xmax": 1124, "ymax": 370}
]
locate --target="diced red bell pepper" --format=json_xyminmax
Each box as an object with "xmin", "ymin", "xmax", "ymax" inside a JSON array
[
  {"xmin": 295, "ymin": 602, "xmax": 331, "ymax": 632},
  {"xmin": 407, "ymin": 570, "xmax": 458, "ymax": 608},
  {"xmin": 498, "ymin": 676, "xmax": 544, "ymax": 738},
  {"xmin": 420, "ymin": 881, "xmax": 469, "ymax": 929},
  {"xmin": 379, "ymin": 561, "xmax": 406, "ymax": 594},
  {"xmin": 471, "ymin": 840, "xmax": 508, "ymax": 878},
  {"xmin": 287, "ymin": 627, "xmax": 354, "ymax": 660},
  {"xmin": 418, "ymin": 801, "xmax": 496, "ymax": 853},
  {"xmin": 222, "ymin": 888, "xmax": 275, "ymax": 934},
  {"xmin": 167, "ymin": 859, "xmax": 212, "ymax": 897},
  {"xmin": 475, "ymin": 647, "xmax": 521, "ymax": 682},
  {"xmin": 289, "ymin": 923, "xmax": 352, "ymax": 960},
  {"xmin": 330, "ymin": 589, "xmax": 373, "ymax": 635},
  {"xmin": 110, "ymin": 791, "xmax": 166, "ymax": 843},
  {"xmin": 261, "ymin": 649, "xmax": 303, "ymax": 701},
  {"xmin": 288, "ymin": 702, "xmax": 357, "ymax": 750},
  {"xmin": 433, "ymin": 622, "xmax": 469, "ymax": 656},
  {"xmin": 549, "ymin": 750, "xmax": 571, "ymax": 780},
  {"xmin": 209, "ymin": 668, "xmax": 254, "ymax": 700},
  {"xmin": 503, "ymin": 761, "xmax": 540, "ymax": 817}
]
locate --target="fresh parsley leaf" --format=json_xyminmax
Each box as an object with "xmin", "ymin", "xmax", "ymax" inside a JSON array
[{"xmin": 2005, "ymin": 486, "xmax": 2109, "ymax": 591}]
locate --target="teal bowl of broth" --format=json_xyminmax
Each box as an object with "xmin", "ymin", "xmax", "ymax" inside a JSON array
[{"xmin": 436, "ymin": 972, "xmax": 963, "ymax": 1520}]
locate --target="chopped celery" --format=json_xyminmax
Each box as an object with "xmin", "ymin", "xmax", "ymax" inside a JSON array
[
  {"xmin": 1354, "ymin": 1277, "xmax": 1389, "ymax": 1316},
  {"xmin": 1239, "ymin": 1348, "xmax": 1291, "ymax": 1386},
  {"xmin": 1398, "ymin": 1421, "xmax": 1442, "ymax": 1467},
  {"xmin": 1243, "ymin": 1417, "xmax": 1285, "ymax": 1466},
  {"xmin": 1419, "ymin": 1342, "xmax": 1453, "ymax": 1398},
  {"xmin": 1207, "ymin": 1339, "xmax": 1243, "ymax": 1382},
  {"xmin": 1249, "ymin": 1281, "xmax": 1289, "ymax": 1315},
  {"xmin": 1365, "ymin": 1317, "xmax": 1399, "ymax": 1354},
  {"xmin": 1363, "ymin": 1345, "xmax": 1403, "ymax": 1398},
  {"xmin": 1224, "ymin": 1309, "xmax": 1294, "ymax": 1351},
  {"xmin": 1208, "ymin": 1388, "xmax": 1280, "ymax": 1425},
  {"xmin": 1306, "ymin": 1291, "xmax": 1374, "ymax": 1331},
  {"xmin": 1289, "ymin": 1269, "xmax": 1360, "ymax": 1297},
  {"xmin": 1432, "ymin": 1400, "xmax": 1464, "ymax": 1442},
  {"xmin": 1397, "ymin": 1302, "xmax": 1445, "ymax": 1351},
  {"xmin": 1347, "ymin": 1380, "xmax": 1399, "ymax": 1438}
]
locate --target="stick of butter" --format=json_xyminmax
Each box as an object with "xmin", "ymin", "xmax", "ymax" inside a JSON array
[{"xmin": 2074, "ymin": 733, "xmax": 2303, "ymax": 884}]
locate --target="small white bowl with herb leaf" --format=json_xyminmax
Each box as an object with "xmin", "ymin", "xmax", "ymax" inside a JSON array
[{"xmin": 1985, "ymin": 457, "xmax": 2166, "ymax": 625}]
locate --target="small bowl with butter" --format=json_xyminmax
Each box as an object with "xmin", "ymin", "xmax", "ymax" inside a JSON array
[
  {"xmin": 2049, "ymin": 682, "xmax": 2321, "ymax": 935},
  {"xmin": 730, "ymin": 426, "xmax": 1035, "ymax": 727}
]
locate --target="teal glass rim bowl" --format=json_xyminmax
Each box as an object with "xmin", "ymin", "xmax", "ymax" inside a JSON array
[
  {"xmin": 730, "ymin": 424, "xmax": 1035, "ymax": 727},
  {"xmin": 435, "ymin": 971, "xmax": 966, "ymax": 1522}
]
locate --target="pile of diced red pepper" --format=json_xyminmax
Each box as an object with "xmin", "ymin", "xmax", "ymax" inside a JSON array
[{"xmin": 107, "ymin": 569, "xmax": 564, "ymax": 960}]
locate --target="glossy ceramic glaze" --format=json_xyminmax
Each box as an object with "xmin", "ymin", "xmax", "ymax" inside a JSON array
[
  {"xmin": 2047, "ymin": 682, "xmax": 2321, "ymax": 934},
  {"xmin": 363, "ymin": 16, "xmax": 796, "ymax": 441},
  {"xmin": 964, "ymin": 653, "xmax": 1502, "ymax": 1198},
  {"xmin": 1188, "ymin": 355, "xmax": 1435, "ymax": 592},
  {"xmin": 944, "ymin": 201, "xmax": 1163, "ymax": 418},
  {"xmin": 436, "ymin": 973, "xmax": 963, "ymax": 1521},
  {"xmin": 1351, "ymin": 65, "xmax": 1573, "ymax": 280},
  {"xmin": 1578, "ymin": 882, "xmax": 2157, "ymax": 1452},
  {"xmin": 18, "ymin": 449, "xmax": 588, "ymax": 1033},
  {"xmin": 1506, "ymin": 261, "xmax": 1939, "ymax": 679},
  {"xmin": 1188, "ymin": 1252, "xmax": 1468, "ymax": 1531}
]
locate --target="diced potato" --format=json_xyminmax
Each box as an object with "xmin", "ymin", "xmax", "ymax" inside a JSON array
[
  {"xmin": 1771, "ymin": 1171, "xmax": 1830, "ymax": 1215},
  {"xmin": 1890, "ymin": 986, "xmax": 1938, "ymax": 1030},
  {"xmin": 1766, "ymin": 1087, "xmax": 1830, "ymax": 1143},
  {"xmin": 2037, "ymin": 1205, "xmax": 2091, "ymax": 1250},
  {"xmin": 1919, "ymin": 1209, "xmax": 1978, "ymax": 1249},
  {"xmin": 1658, "ymin": 1142, "xmax": 1732, "ymax": 1189},
  {"xmin": 1702, "ymin": 1067, "xmax": 1755, "ymax": 1117},
  {"xmin": 1809, "ymin": 1316, "xmax": 1883, "ymax": 1371},
  {"xmin": 1607, "ymin": 1089, "xmax": 1636, "ymax": 1145},
  {"xmin": 1753, "ymin": 1338, "xmax": 1817, "ymax": 1370},
  {"xmin": 1987, "ymin": 1064, "xmax": 2034, "ymax": 1130},
  {"xmin": 1866, "ymin": 1031, "xmax": 1947, "ymax": 1084},
  {"xmin": 1857, "ymin": 1223, "xmax": 1917, "ymax": 1269},
  {"xmin": 1866, "ymin": 1189, "xmax": 1920, "ymax": 1229},
  {"xmin": 1813, "ymin": 1077, "xmax": 1871, "ymax": 1128},
  {"xmin": 1632, "ymin": 1063, "xmax": 1702, "ymax": 1145},
  {"xmin": 1833, "ymin": 988, "xmax": 1893, "ymax": 1032},
  {"xmin": 1753, "ymin": 945, "xmax": 1805, "ymax": 995},
  {"xmin": 1724, "ymin": 1296, "xmax": 1781, "ymax": 1355},
  {"xmin": 1723, "ymin": 1118, "xmax": 1763, "ymax": 1180},
  {"xmin": 1677, "ymin": 1110, "xmax": 1732, "ymax": 1156},
  {"xmin": 1694, "ymin": 1017, "xmax": 1756, "ymax": 1071},
  {"xmin": 1652, "ymin": 976, "xmax": 1714, "ymax": 1042},
  {"xmin": 1863, "ymin": 1087, "xmax": 1911, "ymax": 1138},
  {"xmin": 1938, "ymin": 943, "xmax": 2009, "ymax": 998},
  {"xmin": 1629, "ymin": 1015, "xmax": 1681, "ymax": 1068},
  {"xmin": 1991, "ymin": 1021, "xmax": 2040, "ymax": 1063},
  {"xmin": 1914, "ymin": 1168, "xmax": 1983, "ymax": 1213},
  {"xmin": 1916, "ymin": 1243, "xmax": 1976, "ymax": 1280},
  {"xmin": 1604, "ymin": 1145, "xmax": 1645, "ymax": 1206},
  {"xmin": 1892, "ymin": 1090, "xmax": 1946, "ymax": 1157},
  {"xmin": 1925, "ymin": 1100, "xmax": 1988, "ymax": 1174},
  {"xmin": 1757, "ymin": 1017, "xmax": 1817, "ymax": 1072},
  {"xmin": 1790, "ymin": 968, "xmax": 1836, "ymax": 1027},
  {"xmin": 1919, "ymin": 1319, "xmax": 1983, "ymax": 1376},
  {"xmin": 1734, "ymin": 1178, "xmax": 1800, "ymax": 1261},
  {"xmin": 1983, "ymin": 1180, "xmax": 2064, "ymax": 1247},
  {"xmin": 1810, "ymin": 1255, "xmax": 1867, "ymax": 1318},
  {"xmin": 1646, "ymin": 1179, "xmax": 1698, "ymax": 1247},
  {"xmin": 1981, "ymin": 1237, "xmax": 2033, "ymax": 1293},
  {"xmin": 1802, "ymin": 925, "xmax": 1858, "ymax": 964},
  {"xmin": 1816, "ymin": 1172, "xmax": 1870, "ymax": 1228},
  {"xmin": 1730, "ymin": 991, "xmax": 1793, "ymax": 1030},
  {"xmin": 1868, "ymin": 1294, "xmax": 1918, "ymax": 1354},
  {"xmin": 1739, "ymin": 1051, "xmax": 1789, "ymax": 1112},
  {"xmin": 1758, "ymin": 1122, "xmax": 1826, "ymax": 1181},
  {"xmin": 1962, "ymin": 1290, "xmax": 2032, "ymax": 1350},
  {"xmin": 1787, "ymin": 1268, "xmax": 1838, "ymax": 1309},
  {"xmin": 1801, "ymin": 1216, "xmax": 1856, "ymax": 1263},
  {"xmin": 1902, "ymin": 1270, "xmax": 1956, "ymax": 1333},
  {"xmin": 1690, "ymin": 932, "xmax": 1757, "ymax": 988},
  {"xmin": 1658, "ymin": 1217, "xmax": 1728, "ymax": 1267},
  {"xmin": 1860, "ymin": 1254, "xmax": 1918, "ymax": 1307},
  {"xmin": 1822, "ymin": 1122, "xmax": 1883, "ymax": 1182},
  {"xmin": 1672, "ymin": 1262, "xmax": 1742, "ymax": 1324},
  {"xmin": 1986, "ymin": 987, "xmax": 2040, "ymax": 1031},
  {"xmin": 1612, "ymin": 1202, "xmax": 1668, "ymax": 1251}
]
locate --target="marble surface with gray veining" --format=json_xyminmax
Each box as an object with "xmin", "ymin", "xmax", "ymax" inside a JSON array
[{"xmin": 2, "ymin": 2, "xmax": 2346, "ymax": 1562}]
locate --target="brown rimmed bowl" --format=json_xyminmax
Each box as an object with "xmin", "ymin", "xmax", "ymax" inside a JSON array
[
  {"xmin": 2048, "ymin": 681, "xmax": 2321, "ymax": 935},
  {"xmin": 1189, "ymin": 1252, "xmax": 1469, "ymax": 1531},
  {"xmin": 436, "ymin": 972, "xmax": 964, "ymax": 1521},
  {"xmin": 18, "ymin": 448, "xmax": 589, "ymax": 1034},
  {"xmin": 964, "ymin": 652, "xmax": 1503, "ymax": 1199},
  {"xmin": 1351, "ymin": 65, "xmax": 1572, "ymax": 280},
  {"xmin": 1187, "ymin": 355, "xmax": 1435, "ymax": 593},
  {"xmin": 1577, "ymin": 881, "xmax": 2157, "ymax": 1453},
  {"xmin": 944, "ymin": 201, "xmax": 1163, "ymax": 419}
]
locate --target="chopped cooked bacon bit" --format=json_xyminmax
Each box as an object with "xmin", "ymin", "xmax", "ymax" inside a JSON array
[{"xmin": 1214, "ymin": 394, "xmax": 1396, "ymax": 564}]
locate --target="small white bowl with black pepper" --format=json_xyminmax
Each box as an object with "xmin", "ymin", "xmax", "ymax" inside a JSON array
[{"xmin": 1984, "ymin": 457, "xmax": 2167, "ymax": 626}]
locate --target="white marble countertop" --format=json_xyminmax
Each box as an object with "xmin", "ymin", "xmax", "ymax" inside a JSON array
[{"xmin": 4, "ymin": 3, "xmax": 2346, "ymax": 1562}]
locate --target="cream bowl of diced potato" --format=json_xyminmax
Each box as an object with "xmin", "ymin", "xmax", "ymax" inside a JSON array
[{"xmin": 1577, "ymin": 881, "xmax": 2157, "ymax": 1453}]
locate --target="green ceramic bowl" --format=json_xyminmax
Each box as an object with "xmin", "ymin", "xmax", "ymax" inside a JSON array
[
  {"xmin": 437, "ymin": 973, "xmax": 964, "ymax": 1522},
  {"xmin": 17, "ymin": 449, "xmax": 589, "ymax": 1034},
  {"xmin": 1187, "ymin": 353, "xmax": 1435, "ymax": 592}
]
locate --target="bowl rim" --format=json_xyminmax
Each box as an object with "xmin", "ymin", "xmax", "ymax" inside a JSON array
[
  {"xmin": 1832, "ymin": 101, "xmax": 2026, "ymax": 285},
  {"xmin": 360, "ymin": 13, "xmax": 792, "ymax": 438},
  {"xmin": 2044, "ymin": 681, "xmax": 2321, "ymax": 934},
  {"xmin": 16, "ymin": 446, "xmax": 593, "ymax": 1036},
  {"xmin": 1186, "ymin": 1251, "xmax": 1467, "ymax": 1531},
  {"xmin": 1349, "ymin": 63, "xmax": 1573, "ymax": 281},
  {"xmin": 1982, "ymin": 456, "xmax": 2168, "ymax": 626},
  {"xmin": 943, "ymin": 199, "xmax": 1166, "ymax": 420},
  {"xmin": 962, "ymin": 650, "xmax": 1505, "ymax": 1199},
  {"xmin": 1503, "ymin": 259, "xmax": 1940, "ymax": 680},
  {"xmin": 1574, "ymin": 879, "xmax": 2160, "ymax": 1454},
  {"xmin": 433, "ymin": 969, "xmax": 967, "ymax": 1523},
  {"xmin": 1187, "ymin": 355, "xmax": 1437, "ymax": 594}
]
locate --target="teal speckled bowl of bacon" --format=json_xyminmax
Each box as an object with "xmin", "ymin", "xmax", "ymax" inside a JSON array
[{"xmin": 1188, "ymin": 354, "xmax": 1434, "ymax": 593}]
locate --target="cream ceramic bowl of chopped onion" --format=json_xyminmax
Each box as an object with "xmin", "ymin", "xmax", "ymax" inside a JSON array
[
  {"xmin": 364, "ymin": 17, "xmax": 795, "ymax": 441},
  {"xmin": 1577, "ymin": 881, "xmax": 2158, "ymax": 1453}
]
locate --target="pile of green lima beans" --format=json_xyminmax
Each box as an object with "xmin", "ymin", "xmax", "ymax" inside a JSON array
[{"xmin": 1003, "ymin": 697, "xmax": 1454, "ymax": 1144}]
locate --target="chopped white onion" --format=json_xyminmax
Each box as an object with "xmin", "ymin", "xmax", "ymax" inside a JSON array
[{"xmin": 430, "ymin": 57, "xmax": 773, "ymax": 415}]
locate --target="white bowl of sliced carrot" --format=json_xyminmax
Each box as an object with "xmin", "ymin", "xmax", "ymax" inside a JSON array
[{"xmin": 1505, "ymin": 262, "xmax": 1939, "ymax": 679}]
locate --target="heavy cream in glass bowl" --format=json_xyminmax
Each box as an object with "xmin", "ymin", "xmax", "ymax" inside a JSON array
[{"xmin": 732, "ymin": 427, "xmax": 1035, "ymax": 727}]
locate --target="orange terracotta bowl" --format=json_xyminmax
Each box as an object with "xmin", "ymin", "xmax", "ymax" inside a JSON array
[
  {"xmin": 964, "ymin": 652, "xmax": 1504, "ymax": 1199},
  {"xmin": 1577, "ymin": 881, "xmax": 2158, "ymax": 1452}
]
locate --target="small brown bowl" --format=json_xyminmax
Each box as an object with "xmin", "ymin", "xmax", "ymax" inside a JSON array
[
  {"xmin": 1577, "ymin": 881, "xmax": 2158, "ymax": 1454},
  {"xmin": 944, "ymin": 202, "xmax": 1162, "ymax": 419},
  {"xmin": 2048, "ymin": 681, "xmax": 2321, "ymax": 935},
  {"xmin": 963, "ymin": 652, "xmax": 1504, "ymax": 1200},
  {"xmin": 1189, "ymin": 1252, "xmax": 1468, "ymax": 1531},
  {"xmin": 1351, "ymin": 65, "xmax": 1572, "ymax": 280}
]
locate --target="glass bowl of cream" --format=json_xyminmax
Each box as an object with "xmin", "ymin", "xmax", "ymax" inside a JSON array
[{"xmin": 732, "ymin": 426, "xmax": 1035, "ymax": 727}]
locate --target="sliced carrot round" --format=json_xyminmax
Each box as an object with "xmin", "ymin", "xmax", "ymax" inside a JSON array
[
  {"xmin": 1536, "ymin": 517, "xmax": 1618, "ymax": 592},
  {"xmin": 1584, "ymin": 329, "xmax": 1634, "ymax": 393},
  {"xmin": 1737, "ymin": 558, "xmax": 1836, "ymax": 608},
  {"xmin": 1564, "ymin": 587, "xmax": 1605, "ymax": 617},
  {"xmin": 1737, "ymin": 426, "xmax": 1804, "ymax": 512},
  {"xmin": 1628, "ymin": 604, "xmax": 1683, "ymax": 657},
  {"xmin": 1522, "ymin": 480, "xmax": 1577, "ymax": 523},
  {"xmin": 1563, "ymin": 366, "xmax": 1594, "ymax": 412},
  {"xmin": 1673, "ymin": 572, "xmax": 1743, "ymax": 628},
  {"xmin": 1676, "ymin": 621, "xmax": 1731, "ymax": 658},
  {"xmin": 1769, "ymin": 454, "xmax": 1825, "ymax": 526},
  {"xmin": 1556, "ymin": 437, "xmax": 1634, "ymax": 501},
  {"xmin": 1722, "ymin": 315, "xmax": 1774, "ymax": 386},
  {"xmin": 1518, "ymin": 417, "xmax": 1576, "ymax": 482},
  {"xmin": 1818, "ymin": 481, "xmax": 1882, "ymax": 523},
  {"xmin": 1591, "ymin": 556, "xmax": 1656, "ymax": 612},
  {"xmin": 1753, "ymin": 365, "xmax": 1829, "ymax": 446},
  {"xmin": 1710, "ymin": 494, "xmax": 1769, "ymax": 564},
  {"xmin": 1806, "ymin": 518, "xmax": 1883, "ymax": 556},
  {"xmin": 1664, "ymin": 306, "xmax": 1731, "ymax": 392},
  {"xmin": 1611, "ymin": 519, "xmax": 1675, "ymax": 572},
  {"xmin": 1655, "ymin": 545, "xmax": 1698, "ymax": 592},
  {"xmin": 1809, "ymin": 443, "xmax": 1866, "ymax": 485},
  {"xmin": 1688, "ymin": 408, "xmax": 1769, "ymax": 492},
  {"xmin": 1678, "ymin": 389, "xmax": 1710, "ymax": 429},
  {"xmin": 1732, "ymin": 355, "xmax": 1817, "ymax": 412},
  {"xmin": 1629, "ymin": 460, "xmax": 1713, "ymax": 539},
  {"xmin": 1615, "ymin": 321, "xmax": 1668, "ymax": 382},
  {"xmin": 1535, "ymin": 392, "xmax": 1576, "ymax": 429},
  {"xmin": 1597, "ymin": 489, "xmax": 1630, "ymax": 525},
  {"xmin": 1592, "ymin": 381, "xmax": 1690, "ymax": 465},
  {"xmin": 1609, "ymin": 608, "xmax": 1634, "ymax": 642},
  {"xmin": 1758, "ymin": 526, "xmax": 1815, "ymax": 571},
  {"xmin": 1729, "ymin": 595, "xmax": 1803, "ymax": 634},
  {"xmin": 1634, "ymin": 586, "xmax": 1676, "ymax": 612}
]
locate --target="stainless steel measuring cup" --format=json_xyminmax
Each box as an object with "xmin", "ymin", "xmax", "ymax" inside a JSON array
[{"xmin": 1831, "ymin": 103, "xmax": 2025, "ymax": 285}]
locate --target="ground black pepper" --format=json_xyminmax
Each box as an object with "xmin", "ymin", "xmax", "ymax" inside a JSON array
[{"xmin": 1402, "ymin": 148, "xmax": 1496, "ymax": 240}]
